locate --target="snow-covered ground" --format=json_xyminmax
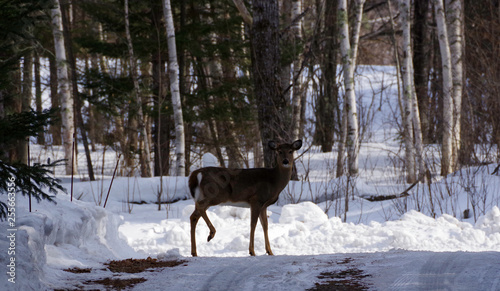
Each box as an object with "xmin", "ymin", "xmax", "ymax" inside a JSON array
[
  {"xmin": 1, "ymin": 66, "xmax": 500, "ymax": 290},
  {"xmin": 2, "ymin": 174, "xmax": 499, "ymax": 290}
]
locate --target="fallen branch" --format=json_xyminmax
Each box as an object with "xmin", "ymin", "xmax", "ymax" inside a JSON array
[
  {"xmin": 103, "ymin": 154, "xmax": 121, "ymax": 208},
  {"xmin": 363, "ymin": 177, "xmax": 422, "ymax": 202},
  {"xmin": 492, "ymin": 163, "xmax": 500, "ymax": 175}
]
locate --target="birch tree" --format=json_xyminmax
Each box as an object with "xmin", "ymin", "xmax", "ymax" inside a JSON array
[
  {"xmin": 393, "ymin": 0, "xmax": 426, "ymax": 182},
  {"xmin": 400, "ymin": 0, "xmax": 417, "ymax": 183},
  {"xmin": 434, "ymin": 0, "xmax": 454, "ymax": 175},
  {"xmin": 446, "ymin": 0, "xmax": 464, "ymax": 170},
  {"xmin": 60, "ymin": 4, "xmax": 95, "ymax": 181},
  {"xmin": 163, "ymin": 0, "xmax": 186, "ymax": 176},
  {"xmin": 351, "ymin": 0, "xmax": 365, "ymax": 68},
  {"xmin": 124, "ymin": 0, "xmax": 152, "ymax": 177},
  {"xmin": 338, "ymin": 0, "xmax": 363, "ymax": 175},
  {"xmin": 290, "ymin": 0, "xmax": 303, "ymax": 141},
  {"xmin": 51, "ymin": 0, "xmax": 77, "ymax": 175}
]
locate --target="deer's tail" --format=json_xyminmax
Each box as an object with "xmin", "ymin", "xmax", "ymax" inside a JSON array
[{"xmin": 188, "ymin": 170, "xmax": 200, "ymax": 200}]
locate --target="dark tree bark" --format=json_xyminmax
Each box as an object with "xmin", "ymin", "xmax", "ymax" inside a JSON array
[
  {"xmin": 17, "ymin": 51, "xmax": 32, "ymax": 164},
  {"xmin": 315, "ymin": 0, "xmax": 339, "ymax": 152},
  {"xmin": 250, "ymin": 0, "xmax": 289, "ymax": 167},
  {"xmin": 48, "ymin": 54, "xmax": 62, "ymax": 145},
  {"xmin": 152, "ymin": 54, "xmax": 171, "ymax": 177},
  {"xmin": 413, "ymin": 0, "xmax": 432, "ymax": 143},
  {"xmin": 60, "ymin": 0, "xmax": 95, "ymax": 180},
  {"xmin": 151, "ymin": 1, "xmax": 170, "ymax": 176},
  {"xmin": 34, "ymin": 52, "xmax": 44, "ymax": 145},
  {"xmin": 179, "ymin": 0, "xmax": 192, "ymax": 174}
]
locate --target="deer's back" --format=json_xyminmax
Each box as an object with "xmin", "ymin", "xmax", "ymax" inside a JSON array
[{"xmin": 189, "ymin": 167, "xmax": 284, "ymax": 205}]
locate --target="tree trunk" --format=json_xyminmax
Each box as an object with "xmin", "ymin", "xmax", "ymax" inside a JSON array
[
  {"xmin": 413, "ymin": 0, "xmax": 432, "ymax": 143},
  {"xmin": 251, "ymin": 0, "xmax": 289, "ymax": 167},
  {"xmin": 400, "ymin": 0, "xmax": 417, "ymax": 183},
  {"xmin": 152, "ymin": 50, "xmax": 170, "ymax": 176},
  {"xmin": 19, "ymin": 51, "xmax": 32, "ymax": 164},
  {"xmin": 336, "ymin": 104, "xmax": 348, "ymax": 177},
  {"xmin": 280, "ymin": 0, "xmax": 292, "ymax": 110},
  {"xmin": 34, "ymin": 53, "xmax": 44, "ymax": 145},
  {"xmin": 60, "ymin": 1, "xmax": 95, "ymax": 180},
  {"xmin": 317, "ymin": 0, "xmax": 338, "ymax": 153},
  {"xmin": 351, "ymin": 0, "xmax": 365, "ymax": 68},
  {"xmin": 411, "ymin": 75, "xmax": 426, "ymax": 180},
  {"xmin": 446, "ymin": 0, "xmax": 464, "ymax": 166},
  {"xmin": 338, "ymin": 0, "xmax": 360, "ymax": 175},
  {"xmin": 51, "ymin": 0, "xmax": 77, "ymax": 175},
  {"xmin": 434, "ymin": 0, "xmax": 454, "ymax": 176},
  {"xmin": 48, "ymin": 54, "xmax": 62, "ymax": 145},
  {"xmin": 163, "ymin": 0, "xmax": 186, "ymax": 176},
  {"xmin": 179, "ymin": 0, "xmax": 191, "ymax": 174},
  {"xmin": 290, "ymin": 0, "xmax": 303, "ymax": 141},
  {"xmin": 125, "ymin": 0, "xmax": 152, "ymax": 177}
]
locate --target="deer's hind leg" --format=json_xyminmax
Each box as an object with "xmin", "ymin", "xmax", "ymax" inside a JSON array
[
  {"xmin": 199, "ymin": 207, "xmax": 216, "ymax": 242},
  {"xmin": 190, "ymin": 208, "xmax": 201, "ymax": 257},
  {"xmin": 190, "ymin": 204, "xmax": 217, "ymax": 257}
]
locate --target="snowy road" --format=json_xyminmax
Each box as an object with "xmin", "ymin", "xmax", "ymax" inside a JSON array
[
  {"xmin": 126, "ymin": 251, "xmax": 500, "ymax": 290},
  {"xmin": 364, "ymin": 251, "xmax": 500, "ymax": 290}
]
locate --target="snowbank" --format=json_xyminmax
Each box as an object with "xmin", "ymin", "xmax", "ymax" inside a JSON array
[
  {"xmin": 0, "ymin": 194, "xmax": 136, "ymax": 291},
  {"xmin": 119, "ymin": 201, "xmax": 500, "ymax": 258}
]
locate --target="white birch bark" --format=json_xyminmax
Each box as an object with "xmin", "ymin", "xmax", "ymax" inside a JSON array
[
  {"xmin": 351, "ymin": 0, "xmax": 366, "ymax": 68},
  {"xmin": 163, "ymin": 0, "xmax": 186, "ymax": 176},
  {"xmin": 411, "ymin": 75, "xmax": 426, "ymax": 180},
  {"xmin": 434, "ymin": 0, "xmax": 454, "ymax": 175},
  {"xmin": 290, "ymin": 0, "xmax": 303, "ymax": 141},
  {"xmin": 400, "ymin": 0, "xmax": 417, "ymax": 183},
  {"xmin": 51, "ymin": 0, "xmax": 77, "ymax": 175},
  {"xmin": 125, "ymin": 0, "xmax": 152, "ymax": 177},
  {"xmin": 446, "ymin": 0, "xmax": 463, "ymax": 171},
  {"xmin": 387, "ymin": 0, "xmax": 405, "ymax": 136},
  {"xmin": 338, "ymin": 0, "xmax": 359, "ymax": 175}
]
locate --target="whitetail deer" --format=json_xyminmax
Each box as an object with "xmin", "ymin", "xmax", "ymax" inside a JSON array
[{"xmin": 188, "ymin": 140, "xmax": 302, "ymax": 256}]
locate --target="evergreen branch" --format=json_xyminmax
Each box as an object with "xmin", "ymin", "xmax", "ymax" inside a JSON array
[{"xmin": 0, "ymin": 160, "xmax": 66, "ymax": 220}]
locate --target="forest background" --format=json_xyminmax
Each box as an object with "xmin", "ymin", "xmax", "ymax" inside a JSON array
[{"xmin": 1, "ymin": 0, "xmax": 499, "ymax": 216}]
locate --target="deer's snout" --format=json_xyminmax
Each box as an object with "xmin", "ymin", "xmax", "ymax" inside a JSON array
[{"xmin": 282, "ymin": 159, "xmax": 289, "ymax": 165}]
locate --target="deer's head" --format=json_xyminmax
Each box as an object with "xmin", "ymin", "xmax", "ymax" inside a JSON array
[{"xmin": 268, "ymin": 140, "xmax": 302, "ymax": 169}]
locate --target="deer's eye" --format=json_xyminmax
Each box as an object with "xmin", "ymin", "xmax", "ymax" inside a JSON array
[
  {"xmin": 289, "ymin": 150, "xmax": 293, "ymax": 154},
  {"xmin": 278, "ymin": 151, "xmax": 283, "ymax": 155}
]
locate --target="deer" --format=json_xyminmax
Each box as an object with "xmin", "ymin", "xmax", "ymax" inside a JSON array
[{"xmin": 188, "ymin": 140, "xmax": 302, "ymax": 257}]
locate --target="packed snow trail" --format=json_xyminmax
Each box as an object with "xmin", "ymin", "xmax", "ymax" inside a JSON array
[
  {"xmin": 127, "ymin": 251, "xmax": 500, "ymax": 290},
  {"xmin": 364, "ymin": 251, "xmax": 500, "ymax": 291}
]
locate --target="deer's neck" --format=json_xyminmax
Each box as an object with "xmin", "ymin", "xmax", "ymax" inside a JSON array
[{"xmin": 273, "ymin": 165, "xmax": 293, "ymax": 190}]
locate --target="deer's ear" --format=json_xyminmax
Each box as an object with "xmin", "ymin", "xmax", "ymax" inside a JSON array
[
  {"xmin": 268, "ymin": 141, "xmax": 278, "ymax": 150},
  {"xmin": 292, "ymin": 140, "xmax": 302, "ymax": 150}
]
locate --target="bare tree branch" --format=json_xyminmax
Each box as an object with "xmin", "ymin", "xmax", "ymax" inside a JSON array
[{"xmin": 232, "ymin": 0, "xmax": 253, "ymax": 26}]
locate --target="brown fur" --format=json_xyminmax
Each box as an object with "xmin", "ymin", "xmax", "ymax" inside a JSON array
[{"xmin": 189, "ymin": 140, "xmax": 302, "ymax": 257}]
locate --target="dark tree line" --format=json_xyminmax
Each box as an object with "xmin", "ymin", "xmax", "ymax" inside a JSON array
[{"xmin": 1, "ymin": 0, "xmax": 500, "ymax": 212}]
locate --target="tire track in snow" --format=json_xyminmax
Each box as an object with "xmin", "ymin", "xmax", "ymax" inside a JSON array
[
  {"xmin": 201, "ymin": 258, "xmax": 269, "ymax": 291},
  {"xmin": 371, "ymin": 251, "xmax": 500, "ymax": 291},
  {"xmin": 198, "ymin": 255, "xmax": 339, "ymax": 291},
  {"xmin": 419, "ymin": 252, "xmax": 458, "ymax": 290},
  {"xmin": 418, "ymin": 252, "xmax": 500, "ymax": 291}
]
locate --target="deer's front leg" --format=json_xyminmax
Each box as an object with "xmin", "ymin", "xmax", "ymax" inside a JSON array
[
  {"xmin": 249, "ymin": 205, "xmax": 260, "ymax": 256},
  {"xmin": 259, "ymin": 208, "xmax": 273, "ymax": 255}
]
